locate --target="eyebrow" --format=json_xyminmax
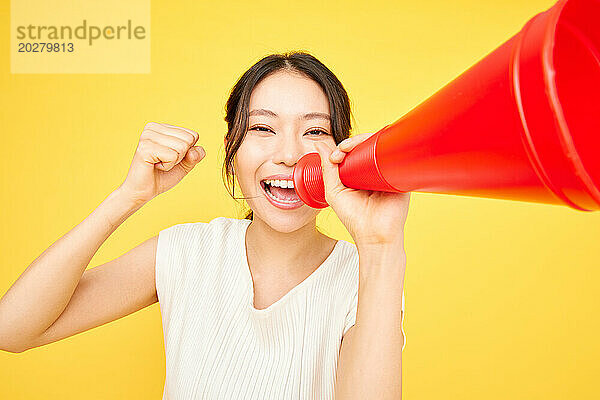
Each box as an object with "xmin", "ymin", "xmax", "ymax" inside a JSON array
[{"xmin": 249, "ymin": 108, "xmax": 331, "ymax": 122}]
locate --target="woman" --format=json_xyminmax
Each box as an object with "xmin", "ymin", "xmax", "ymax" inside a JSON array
[{"xmin": 0, "ymin": 51, "xmax": 410, "ymax": 399}]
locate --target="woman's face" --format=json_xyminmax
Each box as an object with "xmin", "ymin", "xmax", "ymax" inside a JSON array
[{"xmin": 233, "ymin": 70, "xmax": 336, "ymax": 233}]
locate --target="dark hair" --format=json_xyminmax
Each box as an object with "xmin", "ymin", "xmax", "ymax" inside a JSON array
[{"xmin": 222, "ymin": 50, "xmax": 354, "ymax": 220}]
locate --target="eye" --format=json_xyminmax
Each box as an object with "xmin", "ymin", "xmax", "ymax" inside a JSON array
[
  {"xmin": 305, "ymin": 129, "xmax": 329, "ymax": 136},
  {"xmin": 249, "ymin": 126, "xmax": 329, "ymax": 136},
  {"xmin": 249, "ymin": 125, "xmax": 274, "ymax": 133}
]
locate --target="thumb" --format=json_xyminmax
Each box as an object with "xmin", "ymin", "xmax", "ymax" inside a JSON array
[
  {"xmin": 314, "ymin": 142, "xmax": 344, "ymax": 202},
  {"xmin": 179, "ymin": 146, "xmax": 205, "ymax": 172}
]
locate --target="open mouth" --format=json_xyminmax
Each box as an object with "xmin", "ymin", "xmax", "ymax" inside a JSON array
[{"xmin": 260, "ymin": 179, "xmax": 302, "ymax": 204}]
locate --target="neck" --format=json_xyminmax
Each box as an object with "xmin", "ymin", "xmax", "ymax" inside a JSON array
[{"xmin": 245, "ymin": 216, "xmax": 334, "ymax": 275}]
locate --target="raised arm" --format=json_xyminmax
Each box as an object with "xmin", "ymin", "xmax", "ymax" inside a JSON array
[{"xmin": 0, "ymin": 122, "xmax": 205, "ymax": 353}]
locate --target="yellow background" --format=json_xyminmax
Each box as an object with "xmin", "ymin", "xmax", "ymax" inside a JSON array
[{"xmin": 1, "ymin": 0, "xmax": 599, "ymax": 398}]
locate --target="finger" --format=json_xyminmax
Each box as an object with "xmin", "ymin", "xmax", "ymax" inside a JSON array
[
  {"xmin": 329, "ymin": 133, "xmax": 375, "ymax": 164},
  {"xmin": 159, "ymin": 122, "xmax": 199, "ymax": 144},
  {"xmin": 144, "ymin": 122, "xmax": 198, "ymax": 146},
  {"xmin": 313, "ymin": 142, "xmax": 344, "ymax": 202},
  {"xmin": 337, "ymin": 132, "xmax": 375, "ymax": 152},
  {"xmin": 329, "ymin": 148, "xmax": 345, "ymax": 164},
  {"xmin": 178, "ymin": 145, "xmax": 206, "ymax": 173},
  {"xmin": 139, "ymin": 141, "xmax": 179, "ymax": 171},
  {"xmin": 143, "ymin": 131, "xmax": 192, "ymax": 166}
]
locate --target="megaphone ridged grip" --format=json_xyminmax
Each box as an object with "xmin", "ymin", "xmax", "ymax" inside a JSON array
[
  {"xmin": 292, "ymin": 133, "xmax": 401, "ymax": 209},
  {"xmin": 293, "ymin": 152, "xmax": 328, "ymax": 208}
]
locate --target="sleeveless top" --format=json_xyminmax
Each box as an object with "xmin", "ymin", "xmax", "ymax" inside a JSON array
[{"xmin": 155, "ymin": 217, "xmax": 406, "ymax": 399}]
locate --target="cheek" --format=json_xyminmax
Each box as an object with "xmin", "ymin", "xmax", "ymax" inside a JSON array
[
  {"xmin": 233, "ymin": 145, "xmax": 261, "ymax": 185},
  {"xmin": 324, "ymin": 136, "xmax": 337, "ymax": 146},
  {"xmin": 237, "ymin": 139, "xmax": 268, "ymax": 166}
]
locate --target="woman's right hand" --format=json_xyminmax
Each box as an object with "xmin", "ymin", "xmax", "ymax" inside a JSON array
[{"xmin": 118, "ymin": 122, "xmax": 206, "ymax": 205}]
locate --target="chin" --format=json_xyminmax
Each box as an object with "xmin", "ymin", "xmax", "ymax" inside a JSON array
[{"xmin": 251, "ymin": 203, "xmax": 318, "ymax": 233}]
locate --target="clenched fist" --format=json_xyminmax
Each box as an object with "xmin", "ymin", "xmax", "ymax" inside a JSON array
[{"xmin": 118, "ymin": 122, "xmax": 205, "ymax": 205}]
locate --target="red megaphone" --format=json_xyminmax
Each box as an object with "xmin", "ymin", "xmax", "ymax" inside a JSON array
[{"xmin": 293, "ymin": 0, "xmax": 600, "ymax": 211}]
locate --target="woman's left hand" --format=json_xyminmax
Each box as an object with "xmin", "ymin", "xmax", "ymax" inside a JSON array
[{"xmin": 314, "ymin": 134, "xmax": 411, "ymax": 249}]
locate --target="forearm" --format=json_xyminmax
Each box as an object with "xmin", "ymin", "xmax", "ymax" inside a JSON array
[
  {"xmin": 341, "ymin": 241, "xmax": 406, "ymax": 399},
  {"xmin": 0, "ymin": 187, "xmax": 143, "ymax": 351}
]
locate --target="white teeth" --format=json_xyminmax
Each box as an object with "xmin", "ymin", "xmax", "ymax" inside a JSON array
[
  {"xmin": 262, "ymin": 179, "xmax": 301, "ymax": 204},
  {"xmin": 264, "ymin": 179, "xmax": 294, "ymax": 189}
]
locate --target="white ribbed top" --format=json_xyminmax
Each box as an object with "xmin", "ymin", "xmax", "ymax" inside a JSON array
[{"xmin": 155, "ymin": 217, "xmax": 405, "ymax": 400}]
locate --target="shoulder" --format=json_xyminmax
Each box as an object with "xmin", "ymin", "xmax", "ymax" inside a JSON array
[
  {"xmin": 155, "ymin": 217, "xmax": 248, "ymax": 289},
  {"xmin": 336, "ymin": 239, "xmax": 359, "ymax": 258},
  {"xmin": 332, "ymin": 239, "xmax": 360, "ymax": 274},
  {"xmin": 159, "ymin": 216, "xmax": 248, "ymax": 246},
  {"xmin": 327, "ymin": 239, "xmax": 360, "ymax": 296},
  {"xmin": 159, "ymin": 216, "xmax": 238, "ymax": 233}
]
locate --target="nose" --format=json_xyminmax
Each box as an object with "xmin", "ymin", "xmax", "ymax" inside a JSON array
[{"xmin": 272, "ymin": 132, "xmax": 305, "ymax": 167}]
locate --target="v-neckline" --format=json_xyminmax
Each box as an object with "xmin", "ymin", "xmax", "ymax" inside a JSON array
[{"xmin": 239, "ymin": 218, "xmax": 341, "ymax": 314}]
